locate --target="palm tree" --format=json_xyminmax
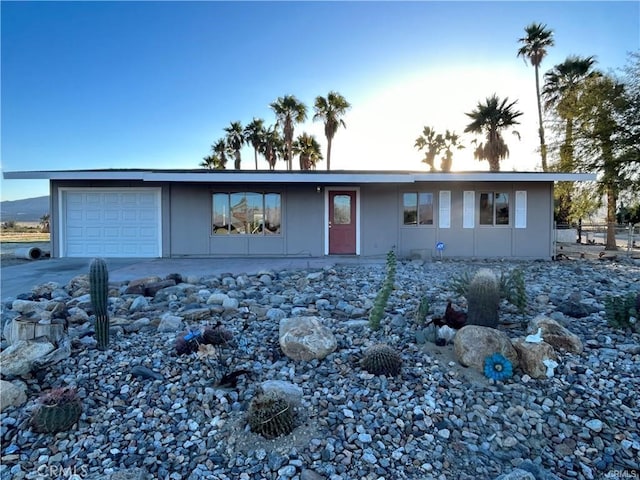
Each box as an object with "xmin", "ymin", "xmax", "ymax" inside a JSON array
[
  {"xmin": 439, "ymin": 130, "xmax": 465, "ymax": 172},
  {"xmin": 313, "ymin": 91, "xmax": 351, "ymax": 170},
  {"xmin": 543, "ymin": 56, "xmax": 599, "ymax": 170},
  {"xmin": 200, "ymin": 154, "xmax": 225, "ymax": 170},
  {"xmin": 211, "ymin": 139, "xmax": 230, "ymax": 170},
  {"xmin": 517, "ymin": 22, "xmax": 554, "ymax": 172},
  {"xmin": 243, "ymin": 118, "xmax": 265, "ymax": 170},
  {"xmin": 224, "ymin": 121, "xmax": 244, "ymax": 170},
  {"xmin": 260, "ymin": 125, "xmax": 285, "ymax": 171},
  {"xmin": 270, "ymin": 95, "xmax": 307, "ymax": 170},
  {"xmin": 543, "ymin": 56, "xmax": 600, "ymax": 224},
  {"xmin": 464, "ymin": 94, "xmax": 523, "ymax": 172},
  {"xmin": 293, "ymin": 132, "xmax": 323, "ymax": 170},
  {"xmin": 414, "ymin": 126, "xmax": 444, "ymax": 171}
]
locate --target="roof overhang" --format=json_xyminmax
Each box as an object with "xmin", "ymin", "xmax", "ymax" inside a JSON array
[{"xmin": 2, "ymin": 169, "xmax": 597, "ymax": 184}]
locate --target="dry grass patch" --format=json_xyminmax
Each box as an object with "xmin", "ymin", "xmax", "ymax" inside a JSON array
[{"xmin": 0, "ymin": 232, "xmax": 50, "ymax": 242}]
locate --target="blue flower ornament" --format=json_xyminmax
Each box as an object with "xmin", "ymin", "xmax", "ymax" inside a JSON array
[{"xmin": 484, "ymin": 353, "xmax": 513, "ymax": 381}]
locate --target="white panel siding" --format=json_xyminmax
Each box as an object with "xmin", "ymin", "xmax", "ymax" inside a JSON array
[
  {"xmin": 62, "ymin": 188, "xmax": 161, "ymax": 257},
  {"xmin": 515, "ymin": 190, "xmax": 527, "ymax": 229},
  {"xmin": 463, "ymin": 191, "xmax": 475, "ymax": 229},
  {"xmin": 438, "ymin": 191, "xmax": 451, "ymax": 229}
]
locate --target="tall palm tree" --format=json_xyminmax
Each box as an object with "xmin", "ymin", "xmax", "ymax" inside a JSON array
[
  {"xmin": 293, "ymin": 132, "xmax": 323, "ymax": 170},
  {"xmin": 464, "ymin": 95, "xmax": 523, "ymax": 172},
  {"xmin": 543, "ymin": 56, "xmax": 599, "ymax": 170},
  {"xmin": 439, "ymin": 130, "xmax": 465, "ymax": 172},
  {"xmin": 313, "ymin": 91, "xmax": 351, "ymax": 170},
  {"xmin": 270, "ymin": 95, "xmax": 307, "ymax": 170},
  {"xmin": 414, "ymin": 126, "xmax": 444, "ymax": 171},
  {"xmin": 200, "ymin": 154, "xmax": 225, "ymax": 170},
  {"xmin": 259, "ymin": 125, "xmax": 285, "ymax": 171},
  {"xmin": 224, "ymin": 121, "xmax": 244, "ymax": 170},
  {"xmin": 517, "ymin": 22, "xmax": 554, "ymax": 172},
  {"xmin": 243, "ymin": 118, "xmax": 265, "ymax": 170},
  {"xmin": 211, "ymin": 139, "xmax": 230, "ymax": 170},
  {"xmin": 543, "ymin": 56, "xmax": 600, "ymax": 223}
]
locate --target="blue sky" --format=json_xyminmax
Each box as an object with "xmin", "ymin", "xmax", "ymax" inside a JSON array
[{"xmin": 1, "ymin": 1, "xmax": 638, "ymax": 201}]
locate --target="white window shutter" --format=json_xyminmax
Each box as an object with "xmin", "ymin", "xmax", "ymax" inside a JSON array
[
  {"xmin": 515, "ymin": 190, "xmax": 527, "ymax": 228},
  {"xmin": 439, "ymin": 191, "xmax": 451, "ymax": 228},
  {"xmin": 463, "ymin": 191, "xmax": 475, "ymax": 228}
]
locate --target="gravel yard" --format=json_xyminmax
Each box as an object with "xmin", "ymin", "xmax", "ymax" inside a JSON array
[{"xmin": 1, "ymin": 255, "xmax": 639, "ymax": 480}]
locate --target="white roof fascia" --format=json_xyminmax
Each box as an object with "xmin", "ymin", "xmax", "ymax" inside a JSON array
[
  {"xmin": 141, "ymin": 172, "xmax": 416, "ymax": 183},
  {"xmin": 412, "ymin": 172, "xmax": 596, "ymax": 182},
  {"xmin": 2, "ymin": 171, "xmax": 149, "ymax": 180},
  {"xmin": 3, "ymin": 170, "xmax": 597, "ymax": 183}
]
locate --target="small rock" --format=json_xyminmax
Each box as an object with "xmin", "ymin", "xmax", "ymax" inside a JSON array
[{"xmin": 585, "ymin": 419, "xmax": 604, "ymax": 432}]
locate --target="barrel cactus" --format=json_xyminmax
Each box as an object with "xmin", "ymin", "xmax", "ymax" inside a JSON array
[
  {"xmin": 31, "ymin": 388, "xmax": 82, "ymax": 433},
  {"xmin": 361, "ymin": 343, "xmax": 402, "ymax": 376},
  {"xmin": 247, "ymin": 390, "xmax": 296, "ymax": 439},
  {"xmin": 89, "ymin": 258, "xmax": 110, "ymax": 350},
  {"xmin": 466, "ymin": 269, "xmax": 500, "ymax": 328}
]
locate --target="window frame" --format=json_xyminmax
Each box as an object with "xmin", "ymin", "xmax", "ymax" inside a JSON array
[
  {"xmin": 401, "ymin": 191, "xmax": 435, "ymax": 227},
  {"xmin": 211, "ymin": 191, "xmax": 282, "ymax": 236},
  {"xmin": 478, "ymin": 191, "xmax": 510, "ymax": 227}
]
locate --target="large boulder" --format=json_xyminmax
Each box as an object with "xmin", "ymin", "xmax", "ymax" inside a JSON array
[
  {"xmin": 454, "ymin": 325, "xmax": 518, "ymax": 371},
  {"xmin": 66, "ymin": 274, "xmax": 90, "ymax": 297},
  {"xmin": 0, "ymin": 340, "xmax": 55, "ymax": 377},
  {"xmin": 157, "ymin": 313, "xmax": 184, "ymax": 333},
  {"xmin": 528, "ymin": 316, "xmax": 583, "ymax": 354},
  {"xmin": 512, "ymin": 339, "xmax": 558, "ymax": 379},
  {"xmin": 11, "ymin": 300, "xmax": 45, "ymax": 315},
  {"xmin": 0, "ymin": 380, "xmax": 27, "ymax": 411},
  {"xmin": 279, "ymin": 316, "xmax": 337, "ymax": 361}
]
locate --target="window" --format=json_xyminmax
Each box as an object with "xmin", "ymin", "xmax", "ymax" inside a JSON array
[
  {"xmin": 403, "ymin": 192, "xmax": 433, "ymax": 225},
  {"xmin": 333, "ymin": 194, "xmax": 351, "ymax": 224},
  {"xmin": 212, "ymin": 192, "xmax": 281, "ymax": 235},
  {"xmin": 479, "ymin": 192, "xmax": 509, "ymax": 226}
]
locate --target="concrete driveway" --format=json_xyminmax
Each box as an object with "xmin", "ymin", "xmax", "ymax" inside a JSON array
[{"xmin": 0, "ymin": 256, "xmax": 384, "ymax": 302}]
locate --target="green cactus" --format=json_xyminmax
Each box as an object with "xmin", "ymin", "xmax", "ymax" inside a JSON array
[
  {"xmin": 89, "ymin": 258, "xmax": 110, "ymax": 350},
  {"xmin": 31, "ymin": 388, "xmax": 82, "ymax": 433},
  {"xmin": 361, "ymin": 343, "xmax": 402, "ymax": 376},
  {"xmin": 604, "ymin": 292, "xmax": 639, "ymax": 331},
  {"xmin": 415, "ymin": 295, "xmax": 431, "ymax": 324},
  {"xmin": 466, "ymin": 268, "xmax": 500, "ymax": 328},
  {"xmin": 369, "ymin": 249, "xmax": 397, "ymax": 331},
  {"xmin": 247, "ymin": 391, "xmax": 296, "ymax": 439}
]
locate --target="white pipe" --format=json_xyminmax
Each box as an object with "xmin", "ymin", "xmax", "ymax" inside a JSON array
[{"xmin": 14, "ymin": 247, "xmax": 42, "ymax": 260}]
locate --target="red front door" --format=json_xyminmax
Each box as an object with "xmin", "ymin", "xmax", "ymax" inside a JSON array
[{"xmin": 329, "ymin": 190, "xmax": 356, "ymax": 254}]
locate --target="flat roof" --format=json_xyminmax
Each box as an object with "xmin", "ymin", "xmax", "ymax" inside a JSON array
[{"xmin": 3, "ymin": 169, "xmax": 597, "ymax": 183}]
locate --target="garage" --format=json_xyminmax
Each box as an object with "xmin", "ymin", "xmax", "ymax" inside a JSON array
[{"xmin": 61, "ymin": 188, "xmax": 161, "ymax": 257}]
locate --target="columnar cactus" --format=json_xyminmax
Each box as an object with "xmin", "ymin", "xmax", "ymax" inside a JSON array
[
  {"xmin": 467, "ymin": 268, "xmax": 500, "ymax": 328},
  {"xmin": 89, "ymin": 258, "xmax": 110, "ymax": 350},
  {"xmin": 31, "ymin": 388, "xmax": 82, "ymax": 433}
]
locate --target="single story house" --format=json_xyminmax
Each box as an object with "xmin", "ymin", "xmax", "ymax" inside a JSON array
[{"xmin": 3, "ymin": 169, "xmax": 595, "ymax": 260}]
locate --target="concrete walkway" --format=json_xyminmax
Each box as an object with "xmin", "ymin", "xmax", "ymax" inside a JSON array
[{"xmin": 1, "ymin": 256, "xmax": 386, "ymax": 302}]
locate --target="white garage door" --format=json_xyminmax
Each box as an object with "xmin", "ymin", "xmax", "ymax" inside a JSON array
[{"xmin": 62, "ymin": 188, "xmax": 161, "ymax": 257}]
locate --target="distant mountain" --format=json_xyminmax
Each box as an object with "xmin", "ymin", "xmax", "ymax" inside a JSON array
[{"xmin": 0, "ymin": 196, "xmax": 50, "ymax": 223}]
